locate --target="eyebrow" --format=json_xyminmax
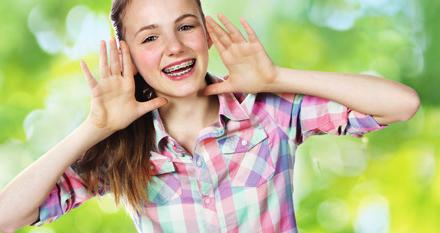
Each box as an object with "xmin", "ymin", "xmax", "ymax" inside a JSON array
[{"xmin": 134, "ymin": 13, "xmax": 198, "ymax": 37}]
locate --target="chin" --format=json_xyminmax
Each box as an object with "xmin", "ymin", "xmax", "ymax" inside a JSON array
[{"xmin": 158, "ymin": 85, "xmax": 201, "ymax": 99}]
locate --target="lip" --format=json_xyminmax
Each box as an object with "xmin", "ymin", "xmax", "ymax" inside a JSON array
[{"xmin": 162, "ymin": 58, "xmax": 195, "ymax": 70}]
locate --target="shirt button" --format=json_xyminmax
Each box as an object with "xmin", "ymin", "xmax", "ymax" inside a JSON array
[
  {"xmin": 196, "ymin": 157, "xmax": 203, "ymax": 167},
  {"xmin": 204, "ymin": 197, "xmax": 211, "ymax": 205},
  {"xmin": 241, "ymin": 139, "xmax": 248, "ymax": 146}
]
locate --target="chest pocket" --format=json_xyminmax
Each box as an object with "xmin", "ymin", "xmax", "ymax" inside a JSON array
[
  {"xmin": 219, "ymin": 125, "xmax": 274, "ymax": 187},
  {"xmin": 146, "ymin": 152, "xmax": 184, "ymax": 205}
]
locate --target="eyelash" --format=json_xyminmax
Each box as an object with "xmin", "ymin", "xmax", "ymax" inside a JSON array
[
  {"xmin": 179, "ymin": 25, "xmax": 194, "ymax": 31},
  {"xmin": 142, "ymin": 36, "xmax": 158, "ymax": 43},
  {"xmin": 141, "ymin": 25, "xmax": 195, "ymax": 44}
]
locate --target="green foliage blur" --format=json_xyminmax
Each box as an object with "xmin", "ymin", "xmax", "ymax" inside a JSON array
[{"xmin": 0, "ymin": 0, "xmax": 439, "ymax": 232}]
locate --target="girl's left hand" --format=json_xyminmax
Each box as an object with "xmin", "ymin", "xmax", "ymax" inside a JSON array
[{"xmin": 204, "ymin": 14, "xmax": 278, "ymax": 95}]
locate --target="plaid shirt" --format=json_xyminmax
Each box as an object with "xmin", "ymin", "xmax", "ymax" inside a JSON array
[{"xmin": 31, "ymin": 76, "xmax": 385, "ymax": 232}]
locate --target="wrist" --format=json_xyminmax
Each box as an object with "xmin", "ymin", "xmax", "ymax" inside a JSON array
[
  {"xmin": 263, "ymin": 66, "xmax": 288, "ymax": 93},
  {"xmin": 79, "ymin": 119, "xmax": 115, "ymax": 143}
]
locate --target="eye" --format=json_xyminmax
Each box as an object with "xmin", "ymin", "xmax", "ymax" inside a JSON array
[
  {"xmin": 142, "ymin": 35, "xmax": 158, "ymax": 44},
  {"xmin": 179, "ymin": 25, "xmax": 194, "ymax": 31}
]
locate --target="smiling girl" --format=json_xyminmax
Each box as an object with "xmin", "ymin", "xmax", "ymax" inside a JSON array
[{"xmin": 0, "ymin": 0, "xmax": 420, "ymax": 232}]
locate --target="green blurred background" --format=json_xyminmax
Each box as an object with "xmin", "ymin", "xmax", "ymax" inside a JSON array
[{"xmin": 0, "ymin": 0, "xmax": 438, "ymax": 232}]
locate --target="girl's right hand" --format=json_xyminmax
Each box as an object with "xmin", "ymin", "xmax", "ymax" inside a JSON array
[{"xmin": 80, "ymin": 39, "xmax": 167, "ymax": 133}]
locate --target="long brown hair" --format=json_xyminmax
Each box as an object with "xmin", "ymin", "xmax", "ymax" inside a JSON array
[{"xmin": 74, "ymin": 0, "xmax": 205, "ymax": 213}]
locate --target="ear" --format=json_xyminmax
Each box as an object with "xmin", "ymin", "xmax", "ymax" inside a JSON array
[
  {"xmin": 126, "ymin": 58, "xmax": 138, "ymax": 76},
  {"xmin": 132, "ymin": 63, "xmax": 138, "ymax": 75},
  {"xmin": 206, "ymin": 28, "xmax": 213, "ymax": 49},
  {"xmin": 119, "ymin": 40, "xmax": 139, "ymax": 76},
  {"xmin": 208, "ymin": 36, "xmax": 213, "ymax": 49},
  {"xmin": 128, "ymin": 51, "xmax": 138, "ymax": 75}
]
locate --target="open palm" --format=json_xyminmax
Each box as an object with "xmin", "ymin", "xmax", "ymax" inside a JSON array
[
  {"xmin": 80, "ymin": 40, "xmax": 167, "ymax": 133},
  {"xmin": 204, "ymin": 14, "xmax": 278, "ymax": 95}
]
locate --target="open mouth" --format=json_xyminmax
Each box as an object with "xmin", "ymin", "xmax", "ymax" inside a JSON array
[{"xmin": 161, "ymin": 59, "xmax": 196, "ymax": 78}]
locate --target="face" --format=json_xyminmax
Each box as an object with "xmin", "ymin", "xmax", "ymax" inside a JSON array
[{"xmin": 123, "ymin": 0, "xmax": 212, "ymax": 99}]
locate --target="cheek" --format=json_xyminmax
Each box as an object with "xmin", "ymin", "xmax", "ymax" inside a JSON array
[
  {"xmin": 134, "ymin": 49, "xmax": 162, "ymax": 73},
  {"xmin": 186, "ymin": 31, "xmax": 210, "ymax": 53}
]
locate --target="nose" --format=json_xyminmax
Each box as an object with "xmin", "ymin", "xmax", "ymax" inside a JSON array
[{"xmin": 165, "ymin": 33, "xmax": 185, "ymax": 57}]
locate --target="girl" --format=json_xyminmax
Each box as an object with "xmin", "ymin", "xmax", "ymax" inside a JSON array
[{"xmin": 0, "ymin": 0, "xmax": 420, "ymax": 232}]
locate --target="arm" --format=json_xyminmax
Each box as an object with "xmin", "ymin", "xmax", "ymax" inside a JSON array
[
  {"xmin": 0, "ymin": 121, "xmax": 112, "ymax": 233},
  {"xmin": 0, "ymin": 40, "xmax": 167, "ymax": 233},
  {"xmin": 203, "ymin": 14, "xmax": 420, "ymax": 125},
  {"xmin": 266, "ymin": 68, "xmax": 420, "ymax": 125}
]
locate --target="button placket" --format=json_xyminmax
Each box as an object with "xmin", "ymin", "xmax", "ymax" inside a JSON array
[
  {"xmin": 202, "ymin": 192, "xmax": 215, "ymax": 208},
  {"xmin": 203, "ymin": 196, "xmax": 211, "ymax": 205},
  {"xmin": 241, "ymin": 139, "xmax": 248, "ymax": 146},
  {"xmin": 196, "ymin": 157, "xmax": 203, "ymax": 167},
  {"xmin": 193, "ymin": 153, "xmax": 215, "ymax": 196}
]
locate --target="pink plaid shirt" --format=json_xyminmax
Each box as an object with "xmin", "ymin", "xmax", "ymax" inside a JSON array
[{"xmin": 31, "ymin": 75, "xmax": 385, "ymax": 232}]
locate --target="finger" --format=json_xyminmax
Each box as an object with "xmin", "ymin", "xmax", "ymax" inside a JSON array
[
  {"xmin": 203, "ymin": 82, "xmax": 234, "ymax": 96},
  {"xmin": 80, "ymin": 60, "xmax": 98, "ymax": 89},
  {"xmin": 119, "ymin": 50, "xmax": 123, "ymax": 75},
  {"xmin": 218, "ymin": 14, "xmax": 246, "ymax": 43},
  {"xmin": 137, "ymin": 97, "xmax": 168, "ymax": 116},
  {"xmin": 240, "ymin": 18, "xmax": 259, "ymax": 44},
  {"xmin": 120, "ymin": 41, "xmax": 134, "ymax": 78},
  {"xmin": 206, "ymin": 22, "xmax": 226, "ymax": 53},
  {"xmin": 206, "ymin": 16, "xmax": 232, "ymax": 48},
  {"xmin": 99, "ymin": 40, "xmax": 110, "ymax": 79},
  {"xmin": 109, "ymin": 38, "xmax": 122, "ymax": 76}
]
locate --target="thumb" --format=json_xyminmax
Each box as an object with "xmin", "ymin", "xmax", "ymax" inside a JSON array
[
  {"xmin": 203, "ymin": 82, "xmax": 234, "ymax": 95},
  {"xmin": 136, "ymin": 97, "xmax": 168, "ymax": 116}
]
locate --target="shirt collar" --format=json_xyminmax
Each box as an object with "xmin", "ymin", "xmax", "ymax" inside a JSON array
[
  {"xmin": 152, "ymin": 73, "xmax": 253, "ymax": 150},
  {"xmin": 208, "ymin": 74, "xmax": 250, "ymax": 122},
  {"xmin": 152, "ymin": 109, "xmax": 170, "ymax": 151}
]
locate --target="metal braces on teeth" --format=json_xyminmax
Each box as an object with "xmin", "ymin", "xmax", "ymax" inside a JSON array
[
  {"xmin": 167, "ymin": 66, "xmax": 193, "ymax": 77},
  {"xmin": 163, "ymin": 59, "xmax": 195, "ymax": 73}
]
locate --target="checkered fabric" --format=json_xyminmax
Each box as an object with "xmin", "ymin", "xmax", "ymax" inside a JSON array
[{"xmin": 32, "ymin": 75, "xmax": 385, "ymax": 232}]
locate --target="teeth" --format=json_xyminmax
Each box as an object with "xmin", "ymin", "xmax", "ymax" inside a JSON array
[
  {"xmin": 163, "ymin": 59, "xmax": 195, "ymax": 73},
  {"xmin": 166, "ymin": 66, "xmax": 193, "ymax": 77}
]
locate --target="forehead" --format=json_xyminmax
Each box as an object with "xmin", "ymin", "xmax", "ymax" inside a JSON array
[{"xmin": 123, "ymin": 0, "xmax": 202, "ymax": 35}]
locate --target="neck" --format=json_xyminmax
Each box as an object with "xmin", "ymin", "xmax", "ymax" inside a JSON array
[{"xmin": 159, "ymin": 93, "xmax": 220, "ymax": 134}]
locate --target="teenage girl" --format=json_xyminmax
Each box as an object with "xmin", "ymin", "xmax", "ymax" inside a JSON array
[{"xmin": 0, "ymin": 0, "xmax": 420, "ymax": 232}]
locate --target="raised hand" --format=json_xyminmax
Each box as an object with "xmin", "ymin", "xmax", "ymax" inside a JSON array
[
  {"xmin": 204, "ymin": 14, "xmax": 278, "ymax": 95},
  {"xmin": 80, "ymin": 39, "xmax": 167, "ymax": 133}
]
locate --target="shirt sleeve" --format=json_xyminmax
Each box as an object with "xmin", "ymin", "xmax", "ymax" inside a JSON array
[
  {"xmin": 30, "ymin": 165, "xmax": 103, "ymax": 227},
  {"xmin": 256, "ymin": 93, "xmax": 387, "ymax": 145},
  {"xmin": 293, "ymin": 94, "xmax": 387, "ymax": 144}
]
